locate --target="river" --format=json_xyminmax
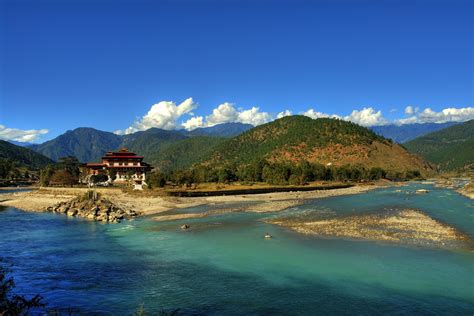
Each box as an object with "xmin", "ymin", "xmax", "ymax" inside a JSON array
[{"xmin": 1, "ymin": 183, "xmax": 473, "ymax": 315}]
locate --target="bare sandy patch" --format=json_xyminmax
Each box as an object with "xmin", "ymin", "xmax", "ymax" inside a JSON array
[{"xmin": 268, "ymin": 209, "xmax": 473, "ymax": 250}]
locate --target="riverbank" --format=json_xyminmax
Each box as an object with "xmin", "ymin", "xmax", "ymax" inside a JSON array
[
  {"xmin": 0, "ymin": 182, "xmax": 388, "ymax": 218},
  {"xmin": 458, "ymin": 181, "xmax": 474, "ymax": 199},
  {"xmin": 433, "ymin": 177, "xmax": 473, "ymax": 200}
]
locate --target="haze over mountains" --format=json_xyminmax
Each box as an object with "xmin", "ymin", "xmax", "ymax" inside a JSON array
[{"xmin": 370, "ymin": 122, "xmax": 460, "ymax": 143}]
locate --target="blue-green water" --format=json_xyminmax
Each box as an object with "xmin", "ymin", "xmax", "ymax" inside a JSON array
[{"xmin": 1, "ymin": 184, "xmax": 473, "ymax": 315}]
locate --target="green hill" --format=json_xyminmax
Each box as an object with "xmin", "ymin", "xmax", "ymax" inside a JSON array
[
  {"xmin": 0, "ymin": 140, "xmax": 53, "ymax": 168},
  {"xmin": 148, "ymin": 136, "xmax": 226, "ymax": 173},
  {"xmin": 201, "ymin": 116, "xmax": 433, "ymax": 176},
  {"xmin": 120, "ymin": 128, "xmax": 188, "ymax": 159},
  {"xmin": 404, "ymin": 120, "xmax": 474, "ymax": 171}
]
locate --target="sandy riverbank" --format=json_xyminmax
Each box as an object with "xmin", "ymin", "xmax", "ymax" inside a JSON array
[
  {"xmin": 433, "ymin": 177, "xmax": 474, "ymax": 200},
  {"xmin": 152, "ymin": 184, "xmax": 385, "ymax": 221},
  {"xmin": 0, "ymin": 183, "xmax": 386, "ymax": 219},
  {"xmin": 458, "ymin": 181, "xmax": 474, "ymax": 200},
  {"xmin": 0, "ymin": 187, "xmax": 200, "ymax": 215}
]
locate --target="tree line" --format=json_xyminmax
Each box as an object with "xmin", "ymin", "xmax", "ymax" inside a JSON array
[
  {"xmin": 148, "ymin": 160, "xmax": 422, "ymax": 187},
  {"xmin": 34, "ymin": 156, "xmax": 422, "ymax": 188},
  {"xmin": 0, "ymin": 159, "xmax": 37, "ymax": 186},
  {"xmin": 39, "ymin": 156, "xmax": 82, "ymax": 186}
]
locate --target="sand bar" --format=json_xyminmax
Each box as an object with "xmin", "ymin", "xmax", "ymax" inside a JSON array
[{"xmin": 268, "ymin": 208, "xmax": 473, "ymax": 250}]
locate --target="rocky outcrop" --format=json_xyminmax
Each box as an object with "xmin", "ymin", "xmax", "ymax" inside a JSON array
[{"xmin": 45, "ymin": 191, "xmax": 138, "ymax": 223}]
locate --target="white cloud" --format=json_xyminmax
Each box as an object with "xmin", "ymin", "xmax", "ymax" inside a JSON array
[
  {"xmin": 405, "ymin": 106, "xmax": 414, "ymax": 115},
  {"xmin": 115, "ymin": 98, "xmax": 197, "ymax": 134},
  {"xmin": 302, "ymin": 109, "xmax": 341, "ymax": 120},
  {"xmin": 277, "ymin": 110, "xmax": 292, "ymax": 118},
  {"xmin": 205, "ymin": 102, "xmax": 240, "ymax": 126},
  {"xmin": 0, "ymin": 125, "xmax": 49, "ymax": 143},
  {"xmin": 237, "ymin": 106, "xmax": 273, "ymax": 126},
  {"xmin": 194, "ymin": 102, "xmax": 273, "ymax": 129},
  {"xmin": 396, "ymin": 107, "xmax": 474, "ymax": 125},
  {"xmin": 344, "ymin": 107, "xmax": 388, "ymax": 126},
  {"xmin": 182, "ymin": 116, "xmax": 204, "ymax": 130}
]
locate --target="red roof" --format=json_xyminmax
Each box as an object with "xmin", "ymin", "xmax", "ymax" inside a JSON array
[
  {"xmin": 102, "ymin": 155, "xmax": 144, "ymax": 159},
  {"xmin": 106, "ymin": 166, "xmax": 149, "ymax": 168},
  {"xmin": 85, "ymin": 163, "xmax": 105, "ymax": 167}
]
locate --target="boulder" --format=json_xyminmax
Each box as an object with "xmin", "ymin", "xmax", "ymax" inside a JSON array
[
  {"xmin": 67, "ymin": 209, "xmax": 78, "ymax": 216},
  {"xmin": 46, "ymin": 192, "xmax": 137, "ymax": 224}
]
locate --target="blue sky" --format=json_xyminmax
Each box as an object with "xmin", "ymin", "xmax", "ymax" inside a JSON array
[{"xmin": 1, "ymin": 0, "xmax": 473, "ymax": 142}]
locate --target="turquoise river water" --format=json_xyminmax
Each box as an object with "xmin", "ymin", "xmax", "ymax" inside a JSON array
[{"xmin": 0, "ymin": 183, "xmax": 473, "ymax": 315}]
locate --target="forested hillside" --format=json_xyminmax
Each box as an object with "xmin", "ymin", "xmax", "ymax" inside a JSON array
[
  {"xmin": 148, "ymin": 136, "xmax": 226, "ymax": 173},
  {"xmin": 163, "ymin": 116, "xmax": 434, "ymax": 185},
  {"xmin": 1, "ymin": 140, "xmax": 53, "ymax": 168},
  {"xmin": 203, "ymin": 116, "xmax": 431, "ymax": 172},
  {"xmin": 404, "ymin": 120, "xmax": 474, "ymax": 171}
]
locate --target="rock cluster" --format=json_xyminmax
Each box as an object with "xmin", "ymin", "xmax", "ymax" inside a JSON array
[{"xmin": 45, "ymin": 191, "xmax": 138, "ymax": 223}]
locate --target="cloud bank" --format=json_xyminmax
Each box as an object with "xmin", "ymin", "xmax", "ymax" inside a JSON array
[
  {"xmin": 396, "ymin": 107, "xmax": 474, "ymax": 125},
  {"xmin": 117, "ymin": 99, "xmax": 274, "ymax": 134},
  {"xmin": 0, "ymin": 125, "xmax": 49, "ymax": 143},
  {"xmin": 115, "ymin": 98, "xmax": 474, "ymax": 134}
]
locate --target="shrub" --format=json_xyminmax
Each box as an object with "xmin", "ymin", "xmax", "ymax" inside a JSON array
[
  {"xmin": 0, "ymin": 260, "xmax": 46, "ymax": 314},
  {"xmin": 90, "ymin": 174, "xmax": 109, "ymax": 184}
]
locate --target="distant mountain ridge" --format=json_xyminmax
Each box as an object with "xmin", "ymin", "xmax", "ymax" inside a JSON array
[
  {"xmin": 7, "ymin": 140, "xmax": 35, "ymax": 147},
  {"xmin": 29, "ymin": 128, "xmax": 122, "ymax": 162},
  {"xmin": 186, "ymin": 123, "xmax": 253, "ymax": 137},
  {"xmin": 29, "ymin": 123, "xmax": 252, "ymax": 164},
  {"xmin": 370, "ymin": 122, "xmax": 459, "ymax": 143},
  {"xmin": 1, "ymin": 140, "xmax": 53, "ymax": 168},
  {"xmin": 404, "ymin": 120, "xmax": 474, "ymax": 171}
]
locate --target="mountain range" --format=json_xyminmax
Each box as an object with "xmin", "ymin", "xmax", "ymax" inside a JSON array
[
  {"xmin": 27, "ymin": 122, "xmax": 251, "ymax": 163},
  {"xmin": 2, "ymin": 119, "xmax": 470, "ymax": 174},
  {"xmin": 24, "ymin": 121, "xmax": 460, "ymax": 162}
]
